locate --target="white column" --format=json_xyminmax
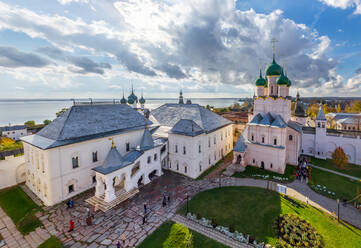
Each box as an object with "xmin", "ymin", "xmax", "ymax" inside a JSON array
[
  {"xmin": 104, "ymin": 178, "xmax": 116, "ymax": 202},
  {"xmin": 144, "ymin": 174, "xmax": 151, "ymax": 184},
  {"xmin": 156, "ymin": 169, "xmax": 163, "ymax": 177},
  {"xmin": 95, "ymin": 175, "xmax": 105, "ymax": 197}
]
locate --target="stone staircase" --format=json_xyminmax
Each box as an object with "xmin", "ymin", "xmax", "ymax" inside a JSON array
[{"xmin": 85, "ymin": 188, "xmax": 139, "ymax": 212}]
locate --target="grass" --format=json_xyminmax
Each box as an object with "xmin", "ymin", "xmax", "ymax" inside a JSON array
[
  {"xmin": 196, "ymin": 151, "xmax": 233, "ymax": 180},
  {"xmin": 0, "ymin": 187, "xmax": 42, "ymax": 235},
  {"xmin": 177, "ymin": 186, "xmax": 361, "ymax": 247},
  {"xmin": 308, "ymin": 157, "xmax": 361, "ymax": 179},
  {"xmin": 309, "ymin": 167, "xmax": 361, "ymax": 201},
  {"xmin": 137, "ymin": 221, "xmax": 228, "ymax": 248},
  {"xmin": 38, "ymin": 236, "xmax": 63, "ymax": 248},
  {"xmin": 233, "ymin": 164, "xmax": 296, "ymax": 182}
]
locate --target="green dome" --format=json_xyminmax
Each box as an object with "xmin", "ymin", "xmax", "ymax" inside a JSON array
[
  {"xmin": 255, "ymin": 70, "xmax": 267, "ymax": 87},
  {"xmin": 287, "ymin": 78, "xmax": 292, "ymax": 87},
  {"xmin": 139, "ymin": 96, "xmax": 145, "ymax": 104},
  {"xmin": 120, "ymin": 96, "xmax": 127, "ymax": 104},
  {"xmin": 128, "ymin": 90, "xmax": 138, "ymax": 104},
  {"xmin": 277, "ymin": 70, "xmax": 288, "ymax": 85},
  {"xmin": 265, "ymin": 58, "xmax": 283, "ymax": 76}
]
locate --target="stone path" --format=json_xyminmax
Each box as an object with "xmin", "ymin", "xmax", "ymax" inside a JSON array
[
  {"xmin": 204, "ymin": 153, "xmax": 233, "ymax": 179},
  {"xmin": 309, "ymin": 164, "xmax": 361, "ymax": 181},
  {"xmin": 32, "ymin": 171, "xmax": 361, "ymax": 248},
  {"xmin": 0, "ymin": 207, "xmax": 50, "ymax": 248},
  {"xmin": 171, "ymin": 214, "xmax": 251, "ymax": 248}
]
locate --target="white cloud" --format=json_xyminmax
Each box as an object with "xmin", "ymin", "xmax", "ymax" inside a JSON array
[
  {"xmin": 58, "ymin": 0, "xmax": 89, "ymax": 5},
  {"xmin": 319, "ymin": 0, "xmax": 361, "ymax": 14},
  {"xmin": 108, "ymin": 85, "xmax": 121, "ymax": 89},
  {"xmin": 15, "ymin": 86, "xmax": 24, "ymax": 90},
  {"xmin": 0, "ymin": 0, "xmax": 350, "ymax": 96}
]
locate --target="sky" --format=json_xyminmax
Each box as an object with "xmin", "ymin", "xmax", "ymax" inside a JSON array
[{"xmin": 0, "ymin": 0, "xmax": 361, "ymax": 99}]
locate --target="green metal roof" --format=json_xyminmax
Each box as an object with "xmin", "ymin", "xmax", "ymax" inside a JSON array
[
  {"xmin": 255, "ymin": 70, "xmax": 267, "ymax": 86},
  {"xmin": 265, "ymin": 58, "xmax": 282, "ymax": 76}
]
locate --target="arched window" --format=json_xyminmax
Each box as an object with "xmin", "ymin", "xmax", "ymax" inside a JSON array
[
  {"xmin": 184, "ymin": 166, "xmax": 187, "ymax": 173},
  {"xmin": 262, "ymin": 136, "xmax": 265, "ymax": 143},
  {"xmin": 261, "ymin": 161, "xmax": 265, "ymax": 169},
  {"xmin": 251, "ymin": 135, "xmax": 254, "ymax": 141},
  {"xmin": 270, "ymin": 163, "xmax": 273, "ymax": 168},
  {"xmin": 199, "ymin": 162, "xmax": 202, "ymax": 172},
  {"xmin": 318, "ymin": 122, "xmax": 321, "ymax": 128},
  {"xmin": 289, "ymin": 135, "xmax": 293, "ymax": 141},
  {"xmin": 273, "ymin": 138, "xmax": 277, "ymax": 145},
  {"xmin": 183, "ymin": 146, "xmax": 186, "ymax": 155}
]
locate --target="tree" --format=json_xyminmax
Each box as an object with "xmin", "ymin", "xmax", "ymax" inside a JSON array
[
  {"xmin": 336, "ymin": 104, "xmax": 341, "ymax": 113},
  {"xmin": 43, "ymin": 120, "xmax": 51, "ymax": 125},
  {"xmin": 56, "ymin": 108, "xmax": 68, "ymax": 117},
  {"xmin": 306, "ymin": 102, "xmax": 320, "ymax": 120},
  {"xmin": 163, "ymin": 223, "xmax": 193, "ymax": 248},
  {"xmin": 332, "ymin": 147, "xmax": 348, "ymax": 169},
  {"xmin": 24, "ymin": 120, "xmax": 35, "ymax": 126}
]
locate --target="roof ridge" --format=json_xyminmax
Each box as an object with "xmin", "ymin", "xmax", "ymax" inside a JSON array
[{"xmin": 57, "ymin": 106, "xmax": 75, "ymax": 140}]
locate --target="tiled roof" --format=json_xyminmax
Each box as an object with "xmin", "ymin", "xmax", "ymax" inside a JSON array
[
  {"xmin": 150, "ymin": 103, "xmax": 231, "ymax": 134},
  {"xmin": 249, "ymin": 112, "xmax": 287, "ymax": 128},
  {"xmin": 21, "ymin": 104, "xmax": 151, "ymax": 149},
  {"xmin": 170, "ymin": 119, "xmax": 204, "ymax": 137},
  {"xmin": 287, "ymin": 121, "xmax": 303, "ymax": 133},
  {"xmin": 1, "ymin": 125, "xmax": 27, "ymax": 131}
]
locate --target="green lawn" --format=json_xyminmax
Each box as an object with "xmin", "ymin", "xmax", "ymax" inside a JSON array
[
  {"xmin": 38, "ymin": 236, "xmax": 63, "ymax": 248},
  {"xmin": 177, "ymin": 186, "xmax": 361, "ymax": 247},
  {"xmin": 137, "ymin": 221, "xmax": 229, "ymax": 248},
  {"xmin": 196, "ymin": 152, "xmax": 233, "ymax": 180},
  {"xmin": 233, "ymin": 164, "xmax": 296, "ymax": 182},
  {"xmin": 0, "ymin": 187, "xmax": 42, "ymax": 235},
  {"xmin": 308, "ymin": 157, "xmax": 361, "ymax": 179},
  {"xmin": 309, "ymin": 167, "xmax": 361, "ymax": 201}
]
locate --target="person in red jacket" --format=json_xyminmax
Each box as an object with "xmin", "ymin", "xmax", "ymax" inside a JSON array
[{"xmin": 68, "ymin": 220, "xmax": 74, "ymax": 232}]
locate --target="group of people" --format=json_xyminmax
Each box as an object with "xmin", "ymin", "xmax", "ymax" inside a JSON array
[{"xmin": 296, "ymin": 157, "xmax": 309, "ymax": 183}]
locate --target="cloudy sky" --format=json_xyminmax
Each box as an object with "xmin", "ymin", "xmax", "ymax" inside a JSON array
[{"xmin": 0, "ymin": 0, "xmax": 361, "ymax": 99}]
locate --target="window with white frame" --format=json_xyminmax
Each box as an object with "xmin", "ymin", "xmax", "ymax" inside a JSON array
[
  {"xmin": 72, "ymin": 156, "xmax": 79, "ymax": 169},
  {"xmin": 92, "ymin": 151, "xmax": 98, "ymax": 162}
]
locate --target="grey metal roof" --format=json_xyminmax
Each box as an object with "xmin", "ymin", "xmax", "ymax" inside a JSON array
[
  {"xmin": 140, "ymin": 128, "xmax": 154, "ymax": 150},
  {"xmin": 1, "ymin": 125, "xmax": 27, "ymax": 131},
  {"xmin": 326, "ymin": 112, "xmax": 361, "ymax": 121},
  {"xmin": 21, "ymin": 104, "xmax": 151, "ymax": 149},
  {"xmin": 287, "ymin": 121, "xmax": 303, "ymax": 133},
  {"xmin": 170, "ymin": 119, "xmax": 204, "ymax": 136},
  {"xmin": 124, "ymin": 150, "xmax": 143, "ymax": 163},
  {"xmin": 150, "ymin": 103, "xmax": 231, "ymax": 133},
  {"xmin": 92, "ymin": 146, "xmax": 131, "ymax": 175},
  {"xmin": 316, "ymin": 107, "xmax": 326, "ymax": 121},
  {"xmin": 249, "ymin": 112, "xmax": 287, "ymax": 128},
  {"xmin": 234, "ymin": 132, "xmax": 247, "ymax": 152}
]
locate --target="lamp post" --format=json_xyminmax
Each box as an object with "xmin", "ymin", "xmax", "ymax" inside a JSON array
[
  {"xmin": 219, "ymin": 175, "xmax": 221, "ymax": 188},
  {"xmin": 337, "ymin": 199, "xmax": 340, "ymax": 222},
  {"xmin": 186, "ymin": 194, "xmax": 189, "ymax": 214}
]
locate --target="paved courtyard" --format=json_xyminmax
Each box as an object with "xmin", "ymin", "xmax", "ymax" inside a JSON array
[{"xmin": 1, "ymin": 170, "xmax": 359, "ymax": 248}]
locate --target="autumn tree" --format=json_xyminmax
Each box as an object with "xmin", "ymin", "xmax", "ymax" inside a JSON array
[
  {"xmin": 306, "ymin": 102, "xmax": 320, "ymax": 120},
  {"xmin": 332, "ymin": 147, "xmax": 348, "ymax": 169},
  {"xmin": 336, "ymin": 104, "xmax": 341, "ymax": 113}
]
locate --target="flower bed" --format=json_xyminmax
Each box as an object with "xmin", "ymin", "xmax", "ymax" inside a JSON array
[
  {"xmin": 251, "ymin": 174, "xmax": 289, "ymax": 181},
  {"xmin": 186, "ymin": 213, "xmax": 268, "ymax": 247},
  {"xmin": 310, "ymin": 184, "xmax": 336, "ymax": 196}
]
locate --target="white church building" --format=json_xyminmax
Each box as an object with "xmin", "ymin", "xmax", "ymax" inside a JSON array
[
  {"xmin": 21, "ymin": 90, "xmax": 232, "ymax": 209},
  {"xmin": 233, "ymin": 56, "xmax": 361, "ymax": 173}
]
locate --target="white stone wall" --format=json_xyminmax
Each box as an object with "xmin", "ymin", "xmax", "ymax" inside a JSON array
[
  {"xmin": 168, "ymin": 124, "xmax": 233, "ymax": 179},
  {"xmin": 0, "ymin": 155, "xmax": 26, "ymax": 189},
  {"xmin": 3, "ymin": 129, "xmax": 27, "ymax": 141},
  {"xmin": 245, "ymin": 142, "xmax": 286, "ymax": 174},
  {"xmin": 301, "ymin": 131, "xmax": 361, "ymax": 165},
  {"xmin": 24, "ymin": 129, "xmax": 145, "ymax": 206},
  {"xmin": 257, "ymin": 86, "xmax": 264, "ymax": 97},
  {"xmin": 96, "ymin": 146, "xmax": 163, "ymax": 200},
  {"xmin": 286, "ymin": 128, "xmax": 301, "ymax": 166},
  {"xmin": 253, "ymin": 98, "xmax": 291, "ymax": 122}
]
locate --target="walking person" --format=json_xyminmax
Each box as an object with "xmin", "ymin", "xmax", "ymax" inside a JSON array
[
  {"xmin": 142, "ymin": 215, "xmax": 146, "ymax": 225},
  {"xmin": 167, "ymin": 195, "xmax": 170, "ymax": 204},
  {"xmin": 162, "ymin": 195, "xmax": 166, "ymax": 207},
  {"xmin": 121, "ymin": 233, "xmax": 126, "ymax": 246},
  {"xmin": 116, "ymin": 240, "xmax": 121, "ymax": 248},
  {"xmin": 144, "ymin": 204, "xmax": 147, "ymax": 214},
  {"xmin": 68, "ymin": 219, "xmax": 74, "ymax": 232},
  {"xmin": 86, "ymin": 207, "xmax": 90, "ymax": 217}
]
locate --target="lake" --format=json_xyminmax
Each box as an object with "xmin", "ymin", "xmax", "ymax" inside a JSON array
[{"xmin": 0, "ymin": 98, "xmax": 240, "ymax": 126}]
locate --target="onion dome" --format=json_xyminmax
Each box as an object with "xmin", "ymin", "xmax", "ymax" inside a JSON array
[
  {"xmin": 255, "ymin": 70, "xmax": 267, "ymax": 87},
  {"xmin": 287, "ymin": 78, "xmax": 292, "ymax": 87},
  {"xmin": 265, "ymin": 58, "xmax": 282, "ymax": 76},
  {"xmin": 128, "ymin": 85, "xmax": 138, "ymax": 104},
  {"xmin": 121, "ymin": 90, "xmax": 127, "ymax": 104},
  {"xmin": 277, "ymin": 70, "xmax": 288, "ymax": 85},
  {"xmin": 139, "ymin": 90, "xmax": 145, "ymax": 104}
]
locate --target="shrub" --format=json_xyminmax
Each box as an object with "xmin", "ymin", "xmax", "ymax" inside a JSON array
[
  {"xmin": 274, "ymin": 214, "xmax": 324, "ymax": 248},
  {"xmin": 196, "ymin": 213, "xmax": 201, "ymax": 220},
  {"xmin": 211, "ymin": 218, "xmax": 217, "ymax": 228},
  {"xmin": 163, "ymin": 223, "xmax": 193, "ymax": 248}
]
